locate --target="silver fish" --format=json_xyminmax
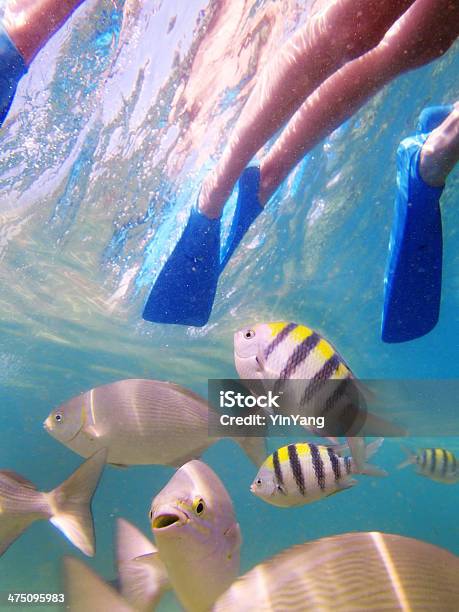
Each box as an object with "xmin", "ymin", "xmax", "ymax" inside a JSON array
[
  {"xmin": 213, "ymin": 532, "xmax": 459, "ymax": 611},
  {"xmin": 44, "ymin": 379, "xmax": 266, "ymax": 467},
  {"xmin": 0, "ymin": 448, "xmax": 106, "ymax": 557},
  {"xmin": 150, "ymin": 460, "xmax": 241, "ymax": 612}
]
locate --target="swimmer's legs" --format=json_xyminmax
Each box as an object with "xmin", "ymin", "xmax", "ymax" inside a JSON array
[
  {"xmin": 259, "ymin": 0, "xmax": 459, "ymax": 203},
  {"xmin": 382, "ymin": 104, "xmax": 459, "ymax": 342},
  {"xmin": 198, "ymin": 0, "xmax": 415, "ymax": 218}
]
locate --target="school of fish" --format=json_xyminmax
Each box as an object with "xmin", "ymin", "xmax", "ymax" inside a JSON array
[{"xmin": 2, "ymin": 319, "xmax": 458, "ymax": 611}]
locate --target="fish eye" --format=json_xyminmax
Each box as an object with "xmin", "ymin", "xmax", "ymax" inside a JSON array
[
  {"xmin": 149, "ymin": 510, "xmax": 153, "ymax": 520},
  {"xmin": 54, "ymin": 413, "xmax": 63, "ymax": 423},
  {"xmin": 244, "ymin": 329, "xmax": 255, "ymax": 339},
  {"xmin": 193, "ymin": 497, "xmax": 206, "ymax": 516},
  {"xmin": 256, "ymin": 478, "xmax": 262, "ymax": 486}
]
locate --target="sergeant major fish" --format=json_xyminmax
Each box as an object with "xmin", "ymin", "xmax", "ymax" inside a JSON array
[
  {"xmin": 234, "ymin": 321, "xmax": 406, "ymax": 468},
  {"xmin": 251, "ymin": 439, "xmax": 386, "ymax": 508},
  {"xmin": 0, "ymin": 448, "xmax": 106, "ymax": 556},
  {"xmin": 44, "ymin": 379, "xmax": 266, "ymax": 467},
  {"xmin": 398, "ymin": 446, "xmax": 459, "ymax": 484},
  {"xmin": 150, "ymin": 460, "xmax": 241, "ymax": 612}
]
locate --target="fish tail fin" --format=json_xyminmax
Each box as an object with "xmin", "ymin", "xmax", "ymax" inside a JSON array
[
  {"xmin": 354, "ymin": 438, "xmax": 387, "ymax": 477},
  {"xmin": 232, "ymin": 436, "xmax": 267, "ymax": 466},
  {"xmin": 397, "ymin": 446, "xmax": 417, "ymax": 470},
  {"xmin": 64, "ymin": 557, "xmax": 133, "ymax": 611},
  {"xmin": 49, "ymin": 449, "xmax": 107, "ymax": 556}
]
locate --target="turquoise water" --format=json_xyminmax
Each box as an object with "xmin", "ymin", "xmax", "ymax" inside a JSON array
[{"xmin": 0, "ymin": 0, "xmax": 458, "ymax": 609}]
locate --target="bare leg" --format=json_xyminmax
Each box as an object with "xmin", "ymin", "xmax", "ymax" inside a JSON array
[
  {"xmin": 3, "ymin": 0, "xmax": 86, "ymax": 65},
  {"xmin": 419, "ymin": 103, "xmax": 459, "ymax": 186},
  {"xmin": 198, "ymin": 0, "xmax": 415, "ymax": 218},
  {"xmin": 259, "ymin": 0, "xmax": 459, "ymax": 204}
]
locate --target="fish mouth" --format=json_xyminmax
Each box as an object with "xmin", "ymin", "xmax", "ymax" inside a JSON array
[
  {"xmin": 152, "ymin": 507, "xmax": 188, "ymax": 531},
  {"xmin": 152, "ymin": 514, "xmax": 181, "ymax": 529}
]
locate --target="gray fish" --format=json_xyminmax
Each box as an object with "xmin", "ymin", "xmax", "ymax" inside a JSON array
[
  {"xmin": 44, "ymin": 379, "xmax": 266, "ymax": 467},
  {"xmin": 0, "ymin": 448, "xmax": 106, "ymax": 557},
  {"xmin": 151, "ymin": 460, "xmax": 241, "ymax": 612},
  {"xmin": 213, "ymin": 532, "xmax": 459, "ymax": 611}
]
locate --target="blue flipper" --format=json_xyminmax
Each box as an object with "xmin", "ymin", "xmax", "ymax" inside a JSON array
[
  {"xmin": 220, "ymin": 166, "xmax": 263, "ymax": 270},
  {"xmin": 416, "ymin": 105, "xmax": 453, "ymax": 134},
  {"xmin": 143, "ymin": 167, "xmax": 263, "ymax": 326},
  {"xmin": 382, "ymin": 134, "xmax": 444, "ymax": 343},
  {"xmin": 0, "ymin": 23, "xmax": 27, "ymax": 126},
  {"xmin": 142, "ymin": 206, "xmax": 220, "ymax": 326}
]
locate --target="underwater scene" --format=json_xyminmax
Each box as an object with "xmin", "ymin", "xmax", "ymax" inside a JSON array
[{"xmin": 0, "ymin": 0, "xmax": 459, "ymax": 610}]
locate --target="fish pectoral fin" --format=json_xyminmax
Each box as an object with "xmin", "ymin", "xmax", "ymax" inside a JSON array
[
  {"xmin": 337, "ymin": 478, "xmax": 358, "ymax": 491},
  {"xmin": 119, "ymin": 553, "xmax": 171, "ymax": 609},
  {"xmin": 109, "ymin": 463, "xmax": 129, "ymax": 469},
  {"xmin": 224, "ymin": 523, "xmax": 242, "ymax": 557}
]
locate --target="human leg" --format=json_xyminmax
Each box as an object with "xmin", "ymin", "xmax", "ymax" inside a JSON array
[
  {"xmin": 3, "ymin": 0, "xmax": 86, "ymax": 66},
  {"xmin": 259, "ymin": 0, "xmax": 459, "ymax": 204},
  {"xmin": 419, "ymin": 103, "xmax": 459, "ymax": 187},
  {"xmin": 198, "ymin": 0, "xmax": 415, "ymax": 218}
]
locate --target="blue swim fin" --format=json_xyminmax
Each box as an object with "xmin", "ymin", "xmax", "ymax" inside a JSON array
[
  {"xmin": 142, "ymin": 206, "xmax": 221, "ymax": 326},
  {"xmin": 416, "ymin": 105, "xmax": 453, "ymax": 135},
  {"xmin": 0, "ymin": 23, "xmax": 27, "ymax": 126},
  {"xmin": 142, "ymin": 167, "xmax": 263, "ymax": 326},
  {"xmin": 382, "ymin": 126, "xmax": 446, "ymax": 343},
  {"xmin": 220, "ymin": 166, "xmax": 263, "ymax": 270}
]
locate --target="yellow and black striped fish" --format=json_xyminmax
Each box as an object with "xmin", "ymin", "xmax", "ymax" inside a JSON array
[
  {"xmin": 250, "ymin": 439, "xmax": 386, "ymax": 508},
  {"xmin": 398, "ymin": 447, "xmax": 459, "ymax": 484}
]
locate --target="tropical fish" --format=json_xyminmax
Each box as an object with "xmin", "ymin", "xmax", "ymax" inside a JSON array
[
  {"xmin": 150, "ymin": 460, "xmax": 241, "ymax": 612},
  {"xmin": 233, "ymin": 321, "xmax": 405, "ymax": 468},
  {"xmin": 116, "ymin": 518, "xmax": 170, "ymax": 611},
  {"xmin": 398, "ymin": 446, "xmax": 459, "ymax": 484},
  {"xmin": 44, "ymin": 379, "xmax": 266, "ymax": 467},
  {"xmin": 212, "ymin": 532, "xmax": 459, "ymax": 611},
  {"xmin": 251, "ymin": 439, "xmax": 386, "ymax": 507},
  {"xmin": 0, "ymin": 448, "xmax": 106, "ymax": 557}
]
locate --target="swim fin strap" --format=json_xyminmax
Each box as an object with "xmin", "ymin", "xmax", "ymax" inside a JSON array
[
  {"xmin": 381, "ymin": 134, "xmax": 444, "ymax": 343},
  {"xmin": 142, "ymin": 167, "xmax": 262, "ymax": 326}
]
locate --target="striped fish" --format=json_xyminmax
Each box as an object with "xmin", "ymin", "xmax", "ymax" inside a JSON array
[
  {"xmin": 250, "ymin": 439, "xmax": 386, "ymax": 508},
  {"xmin": 234, "ymin": 322, "xmax": 405, "ymax": 471},
  {"xmin": 398, "ymin": 447, "xmax": 459, "ymax": 484}
]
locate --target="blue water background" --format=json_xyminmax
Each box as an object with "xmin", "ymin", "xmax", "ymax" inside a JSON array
[{"xmin": 0, "ymin": 0, "xmax": 458, "ymax": 609}]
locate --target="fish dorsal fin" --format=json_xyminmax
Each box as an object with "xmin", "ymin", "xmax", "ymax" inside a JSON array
[{"xmin": 0, "ymin": 471, "xmax": 37, "ymax": 489}]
